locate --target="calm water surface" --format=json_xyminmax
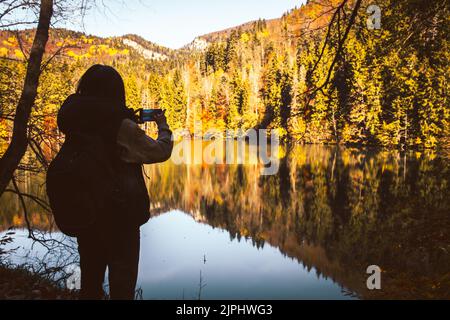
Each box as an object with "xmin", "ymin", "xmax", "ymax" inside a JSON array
[{"xmin": 1, "ymin": 144, "xmax": 449, "ymax": 299}]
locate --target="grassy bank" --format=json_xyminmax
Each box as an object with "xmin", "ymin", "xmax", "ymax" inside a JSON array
[{"xmin": 0, "ymin": 265, "xmax": 77, "ymax": 300}]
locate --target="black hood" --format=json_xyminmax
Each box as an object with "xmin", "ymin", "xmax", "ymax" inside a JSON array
[{"xmin": 57, "ymin": 94, "xmax": 135, "ymax": 141}]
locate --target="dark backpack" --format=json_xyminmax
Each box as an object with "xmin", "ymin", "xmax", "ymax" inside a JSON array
[{"xmin": 46, "ymin": 134, "xmax": 121, "ymax": 237}]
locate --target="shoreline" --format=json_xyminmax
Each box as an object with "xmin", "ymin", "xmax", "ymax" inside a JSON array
[{"xmin": 0, "ymin": 265, "xmax": 77, "ymax": 300}]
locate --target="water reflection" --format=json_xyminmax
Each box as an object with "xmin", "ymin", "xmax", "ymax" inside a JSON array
[
  {"xmin": 1, "ymin": 143, "xmax": 449, "ymax": 299},
  {"xmin": 140, "ymin": 210, "xmax": 351, "ymax": 299}
]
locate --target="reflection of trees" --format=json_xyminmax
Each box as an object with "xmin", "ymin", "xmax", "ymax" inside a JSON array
[
  {"xmin": 1, "ymin": 144, "xmax": 449, "ymax": 298},
  {"xmin": 148, "ymin": 144, "xmax": 450, "ymax": 299},
  {"xmin": 0, "ymin": 170, "xmax": 54, "ymax": 231}
]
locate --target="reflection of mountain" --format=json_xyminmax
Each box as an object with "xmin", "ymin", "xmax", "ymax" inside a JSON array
[
  {"xmin": 146, "ymin": 144, "xmax": 450, "ymax": 299},
  {"xmin": 1, "ymin": 144, "xmax": 449, "ymax": 298}
]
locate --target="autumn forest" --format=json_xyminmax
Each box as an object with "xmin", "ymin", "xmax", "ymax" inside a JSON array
[
  {"xmin": 0, "ymin": 0, "xmax": 449, "ymax": 301},
  {"xmin": 1, "ymin": 0, "xmax": 449, "ymax": 159}
]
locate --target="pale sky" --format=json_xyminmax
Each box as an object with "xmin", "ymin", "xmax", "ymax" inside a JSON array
[{"xmin": 68, "ymin": 0, "xmax": 305, "ymax": 49}]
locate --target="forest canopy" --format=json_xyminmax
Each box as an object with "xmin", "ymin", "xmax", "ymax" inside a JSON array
[{"xmin": 0, "ymin": 0, "xmax": 449, "ymax": 158}]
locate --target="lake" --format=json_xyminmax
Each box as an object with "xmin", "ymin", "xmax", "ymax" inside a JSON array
[{"xmin": 1, "ymin": 143, "xmax": 449, "ymax": 299}]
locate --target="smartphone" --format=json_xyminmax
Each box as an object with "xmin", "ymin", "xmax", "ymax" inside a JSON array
[{"xmin": 139, "ymin": 109, "xmax": 163, "ymax": 122}]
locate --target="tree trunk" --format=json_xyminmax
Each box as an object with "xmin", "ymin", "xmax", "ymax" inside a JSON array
[{"xmin": 0, "ymin": 0, "xmax": 54, "ymax": 196}]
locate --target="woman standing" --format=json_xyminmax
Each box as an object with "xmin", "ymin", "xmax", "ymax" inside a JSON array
[{"xmin": 56, "ymin": 64, "xmax": 173, "ymax": 299}]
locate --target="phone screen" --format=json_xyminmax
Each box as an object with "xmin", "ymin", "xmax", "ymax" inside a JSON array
[{"xmin": 140, "ymin": 109, "xmax": 163, "ymax": 122}]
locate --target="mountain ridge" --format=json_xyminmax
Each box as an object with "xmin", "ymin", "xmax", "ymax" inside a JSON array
[
  {"xmin": 0, "ymin": 28, "xmax": 177, "ymax": 62},
  {"xmin": 0, "ymin": 0, "xmax": 336, "ymax": 57}
]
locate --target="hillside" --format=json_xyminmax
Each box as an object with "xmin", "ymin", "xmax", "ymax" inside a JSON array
[
  {"xmin": 0, "ymin": 28, "xmax": 174, "ymax": 62},
  {"xmin": 196, "ymin": 0, "xmax": 341, "ymax": 46},
  {"xmin": 1, "ymin": 0, "xmax": 448, "ymax": 151}
]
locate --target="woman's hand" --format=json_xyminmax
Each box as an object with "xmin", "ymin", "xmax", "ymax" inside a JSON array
[{"xmin": 154, "ymin": 110, "xmax": 168, "ymax": 127}]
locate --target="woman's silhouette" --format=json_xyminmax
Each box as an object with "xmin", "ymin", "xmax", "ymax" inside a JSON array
[{"xmin": 57, "ymin": 65, "xmax": 173, "ymax": 299}]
